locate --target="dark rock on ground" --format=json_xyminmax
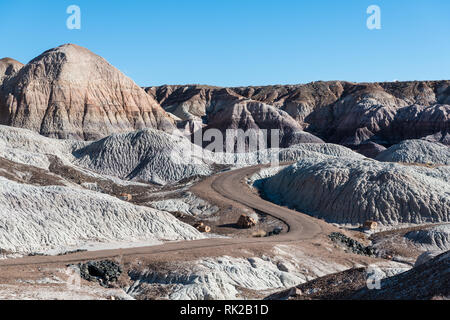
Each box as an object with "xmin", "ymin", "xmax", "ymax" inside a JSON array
[
  {"xmin": 329, "ymin": 232, "xmax": 376, "ymax": 257},
  {"xmin": 75, "ymin": 260, "xmax": 123, "ymax": 288}
]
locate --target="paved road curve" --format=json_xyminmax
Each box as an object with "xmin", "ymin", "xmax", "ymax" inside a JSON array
[{"xmin": 0, "ymin": 164, "xmax": 324, "ymax": 267}]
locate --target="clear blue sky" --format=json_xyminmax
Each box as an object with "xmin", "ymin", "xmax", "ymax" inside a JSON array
[{"xmin": 1, "ymin": 0, "xmax": 449, "ymax": 86}]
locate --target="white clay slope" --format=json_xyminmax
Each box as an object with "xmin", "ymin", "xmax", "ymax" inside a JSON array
[
  {"xmin": 0, "ymin": 125, "xmax": 84, "ymax": 169},
  {"xmin": 72, "ymin": 128, "xmax": 364, "ymax": 184},
  {"xmin": 0, "ymin": 125, "xmax": 363, "ymax": 185},
  {"xmin": 405, "ymin": 224, "xmax": 450, "ymax": 251},
  {"xmin": 376, "ymin": 139, "xmax": 450, "ymax": 165},
  {"xmin": 0, "ymin": 177, "xmax": 203, "ymax": 254},
  {"xmin": 262, "ymin": 158, "xmax": 450, "ymax": 226}
]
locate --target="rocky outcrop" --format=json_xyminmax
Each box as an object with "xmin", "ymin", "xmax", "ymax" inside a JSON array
[
  {"xmin": 75, "ymin": 260, "xmax": 123, "ymax": 288},
  {"xmin": 145, "ymin": 85, "xmax": 224, "ymax": 121},
  {"xmin": 261, "ymin": 158, "xmax": 450, "ymax": 226},
  {"xmin": 376, "ymin": 139, "xmax": 450, "ymax": 165},
  {"xmin": 237, "ymin": 215, "xmax": 257, "ymax": 229},
  {"xmin": 267, "ymin": 251, "xmax": 448, "ymax": 300},
  {"xmin": 328, "ymin": 232, "xmax": 376, "ymax": 256},
  {"xmin": 0, "ymin": 44, "xmax": 174, "ymax": 140},
  {"xmin": 148, "ymin": 81, "xmax": 450, "ymax": 147},
  {"xmin": 203, "ymin": 100, "xmax": 324, "ymax": 148}
]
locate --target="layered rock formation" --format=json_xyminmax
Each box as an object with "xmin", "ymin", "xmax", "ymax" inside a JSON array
[
  {"xmin": 261, "ymin": 158, "xmax": 450, "ymax": 226},
  {"xmin": 146, "ymin": 85, "xmax": 324, "ymax": 148},
  {"xmin": 1, "ymin": 44, "xmax": 448, "ymax": 149},
  {"xmin": 203, "ymin": 100, "xmax": 324, "ymax": 148},
  {"xmin": 0, "ymin": 44, "xmax": 174, "ymax": 140},
  {"xmin": 147, "ymin": 81, "xmax": 450, "ymax": 147},
  {"xmin": 0, "ymin": 57, "xmax": 23, "ymax": 84},
  {"xmin": 145, "ymin": 85, "xmax": 223, "ymax": 121}
]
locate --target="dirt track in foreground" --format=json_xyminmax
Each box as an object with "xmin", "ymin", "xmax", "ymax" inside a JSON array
[{"xmin": 0, "ymin": 164, "xmax": 361, "ymax": 268}]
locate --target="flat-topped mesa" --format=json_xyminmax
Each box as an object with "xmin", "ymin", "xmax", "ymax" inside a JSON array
[{"xmin": 0, "ymin": 44, "xmax": 174, "ymax": 140}]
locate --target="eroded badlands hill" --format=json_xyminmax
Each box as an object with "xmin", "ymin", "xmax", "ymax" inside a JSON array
[
  {"xmin": 376, "ymin": 139, "xmax": 450, "ymax": 165},
  {"xmin": 260, "ymin": 158, "xmax": 450, "ymax": 226},
  {"xmin": 0, "ymin": 58, "xmax": 24, "ymax": 84},
  {"xmin": 147, "ymin": 81, "xmax": 450, "ymax": 148},
  {"xmin": 147, "ymin": 86, "xmax": 323, "ymax": 148},
  {"xmin": 0, "ymin": 44, "xmax": 174, "ymax": 140},
  {"xmin": 0, "ymin": 176, "xmax": 203, "ymax": 254}
]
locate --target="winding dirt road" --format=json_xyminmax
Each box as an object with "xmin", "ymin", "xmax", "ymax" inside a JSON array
[{"xmin": 0, "ymin": 164, "xmax": 327, "ymax": 267}]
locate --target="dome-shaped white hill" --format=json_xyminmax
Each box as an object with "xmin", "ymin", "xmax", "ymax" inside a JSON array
[
  {"xmin": 262, "ymin": 158, "xmax": 450, "ymax": 226},
  {"xmin": 376, "ymin": 139, "xmax": 450, "ymax": 165},
  {"xmin": 288, "ymin": 143, "xmax": 364, "ymax": 158},
  {"xmin": 0, "ymin": 176, "xmax": 203, "ymax": 254},
  {"xmin": 73, "ymin": 129, "xmax": 214, "ymax": 184}
]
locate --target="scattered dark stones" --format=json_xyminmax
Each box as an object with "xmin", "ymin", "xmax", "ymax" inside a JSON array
[
  {"xmin": 57, "ymin": 249, "xmax": 88, "ymax": 256},
  {"xmin": 74, "ymin": 260, "xmax": 123, "ymax": 288},
  {"xmin": 28, "ymin": 252, "xmax": 48, "ymax": 257},
  {"xmin": 328, "ymin": 232, "xmax": 376, "ymax": 257}
]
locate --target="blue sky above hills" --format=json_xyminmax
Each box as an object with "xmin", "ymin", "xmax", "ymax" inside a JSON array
[{"xmin": 1, "ymin": 0, "xmax": 449, "ymax": 86}]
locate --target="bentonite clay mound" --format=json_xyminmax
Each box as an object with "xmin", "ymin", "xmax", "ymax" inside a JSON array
[
  {"xmin": 0, "ymin": 44, "xmax": 174, "ymax": 140},
  {"xmin": 261, "ymin": 158, "xmax": 450, "ymax": 226},
  {"xmin": 376, "ymin": 139, "xmax": 450, "ymax": 165}
]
